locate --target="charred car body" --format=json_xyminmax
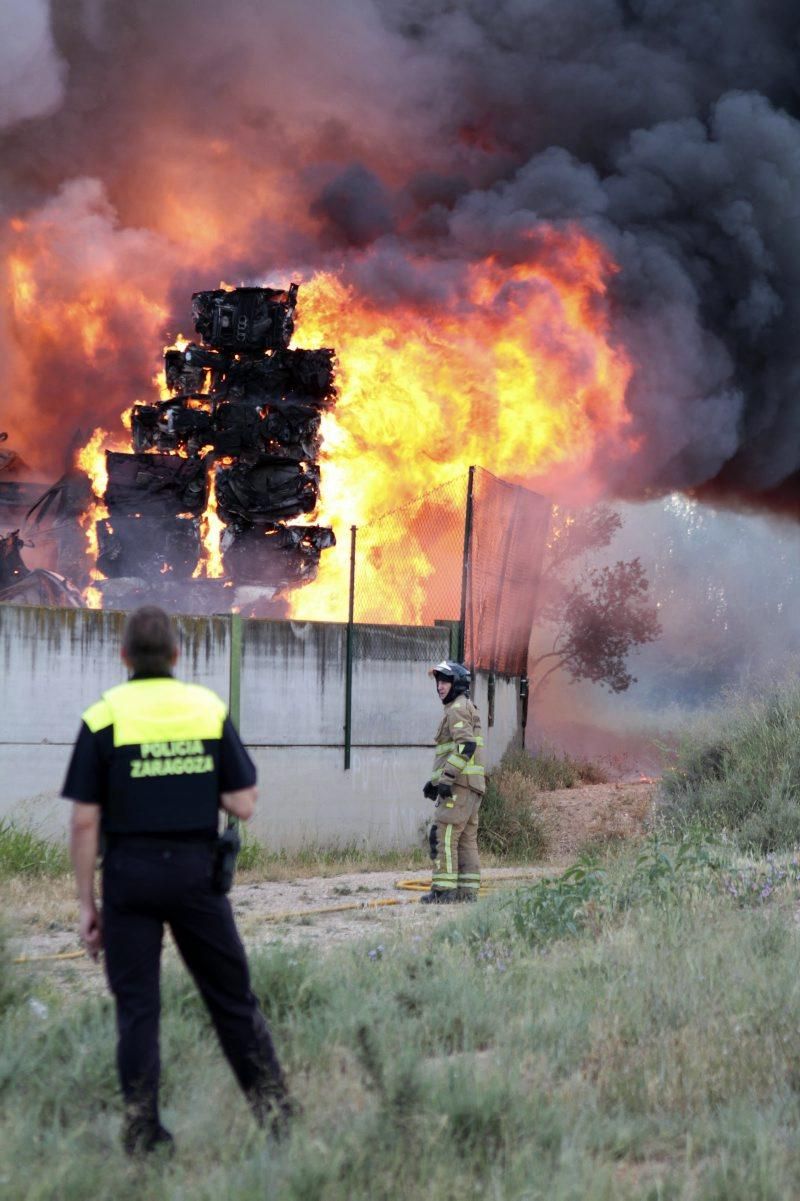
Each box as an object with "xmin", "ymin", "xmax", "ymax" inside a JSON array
[{"xmin": 99, "ymin": 284, "xmax": 337, "ymax": 596}]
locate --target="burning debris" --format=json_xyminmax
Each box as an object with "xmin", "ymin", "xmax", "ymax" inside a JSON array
[
  {"xmin": 0, "ymin": 432, "xmax": 26, "ymax": 479},
  {"xmin": 0, "ymin": 529, "xmax": 83, "ymax": 608},
  {"xmin": 0, "ymin": 433, "xmax": 41, "ymax": 530},
  {"xmin": 81, "ymin": 284, "xmax": 337, "ymax": 610}
]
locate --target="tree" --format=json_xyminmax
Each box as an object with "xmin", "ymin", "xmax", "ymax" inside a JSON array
[{"xmin": 530, "ymin": 506, "xmax": 662, "ymax": 702}]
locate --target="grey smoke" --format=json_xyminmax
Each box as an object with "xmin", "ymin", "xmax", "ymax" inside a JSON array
[
  {"xmin": 3, "ymin": 0, "xmax": 800, "ymax": 512},
  {"xmin": 0, "ymin": 0, "xmax": 66, "ymax": 129}
]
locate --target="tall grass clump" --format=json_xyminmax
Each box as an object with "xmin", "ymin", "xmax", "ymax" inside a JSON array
[
  {"xmin": 512, "ymin": 744, "xmax": 609, "ymax": 790},
  {"xmin": 0, "ymin": 820, "xmax": 70, "ymax": 878},
  {"xmin": 478, "ymin": 744, "xmax": 606, "ymax": 860},
  {"xmin": 659, "ymin": 681, "xmax": 800, "ymax": 851},
  {"xmin": 478, "ymin": 770, "xmax": 549, "ymax": 859},
  {"xmin": 235, "ymin": 835, "xmax": 427, "ymax": 879}
]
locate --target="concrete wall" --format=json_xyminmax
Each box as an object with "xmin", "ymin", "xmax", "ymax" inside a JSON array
[{"xmin": 0, "ymin": 605, "xmax": 522, "ymax": 850}]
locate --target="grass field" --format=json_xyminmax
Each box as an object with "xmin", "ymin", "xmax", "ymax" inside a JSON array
[{"xmin": 4, "ymin": 832, "xmax": 800, "ymax": 1200}]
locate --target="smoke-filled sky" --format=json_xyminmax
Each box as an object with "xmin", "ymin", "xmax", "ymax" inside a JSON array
[{"xmin": 3, "ymin": 0, "xmax": 800, "ymax": 514}]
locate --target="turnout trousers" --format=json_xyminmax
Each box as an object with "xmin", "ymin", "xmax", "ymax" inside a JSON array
[
  {"xmin": 429, "ymin": 784, "xmax": 482, "ymax": 895},
  {"xmin": 102, "ymin": 841, "xmax": 286, "ymax": 1127}
]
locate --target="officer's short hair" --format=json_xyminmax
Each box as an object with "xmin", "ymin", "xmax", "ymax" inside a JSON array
[{"xmin": 122, "ymin": 605, "xmax": 177, "ymax": 674}]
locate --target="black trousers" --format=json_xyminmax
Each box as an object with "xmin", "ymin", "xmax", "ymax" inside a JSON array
[{"xmin": 102, "ymin": 840, "xmax": 286, "ymax": 1125}]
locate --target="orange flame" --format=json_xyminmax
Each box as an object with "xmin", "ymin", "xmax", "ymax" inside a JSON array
[
  {"xmin": 193, "ymin": 467, "xmax": 224, "ymax": 579},
  {"xmin": 18, "ymin": 220, "xmax": 634, "ymax": 623},
  {"xmin": 288, "ymin": 230, "xmax": 634, "ymax": 620},
  {"xmin": 75, "ymin": 427, "xmax": 127, "ymax": 608}
]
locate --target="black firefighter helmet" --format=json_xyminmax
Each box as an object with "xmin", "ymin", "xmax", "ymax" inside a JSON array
[{"xmin": 428, "ymin": 660, "xmax": 471, "ymax": 701}]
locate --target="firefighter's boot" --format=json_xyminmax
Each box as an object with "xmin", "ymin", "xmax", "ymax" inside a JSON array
[
  {"xmin": 455, "ymin": 887, "xmax": 478, "ymax": 903},
  {"xmin": 419, "ymin": 889, "xmax": 458, "ymax": 905}
]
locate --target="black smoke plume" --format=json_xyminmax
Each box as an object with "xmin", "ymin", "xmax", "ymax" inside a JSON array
[{"xmin": 2, "ymin": 0, "xmax": 800, "ymax": 515}]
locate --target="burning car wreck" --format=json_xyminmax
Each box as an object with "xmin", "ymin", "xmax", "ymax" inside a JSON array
[
  {"xmin": 107, "ymin": 284, "xmax": 338, "ymax": 610},
  {"xmin": 3, "ymin": 285, "xmax": 338, "ymax": 613},
  {"xmin": 0, "ymin": 529, "xmax": 84, "ymax": 608}
]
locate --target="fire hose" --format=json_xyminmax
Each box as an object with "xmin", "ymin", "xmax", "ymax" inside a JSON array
[{"xmin": 12, "ymin": 876, "xmax": 542, "ymax": 963}]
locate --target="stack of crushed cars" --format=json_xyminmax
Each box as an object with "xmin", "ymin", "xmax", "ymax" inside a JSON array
[{"xmin": 99, "ymin": 284, "xmax": 337, "ymax": 589}]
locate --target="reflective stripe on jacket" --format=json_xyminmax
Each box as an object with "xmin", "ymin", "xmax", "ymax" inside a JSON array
[{"xmin": 430, "ymin": 695, "xmax": 486, "ymax": 795}]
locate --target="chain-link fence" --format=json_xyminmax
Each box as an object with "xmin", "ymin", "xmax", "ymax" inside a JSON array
[
  {"xmin": 348, "ymin": 466, "xmax": 548, "ymax": 670},
  {"xmin": 352, "ymin": 474, "xmax": 468, "ymax": 631},
  {"xmin": 341, "ymin": 466, "xmax": 549, "ymax": 764}
]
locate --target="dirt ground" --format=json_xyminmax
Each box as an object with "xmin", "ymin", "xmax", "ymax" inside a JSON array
[{"xmin": 5, "ymin": 781, "xmax": 655, "ymax": 997}]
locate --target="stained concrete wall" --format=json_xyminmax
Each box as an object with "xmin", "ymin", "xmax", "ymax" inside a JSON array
[{"xmin": 0, "ymin": 605, "xmax": 522, "ymax": 850}]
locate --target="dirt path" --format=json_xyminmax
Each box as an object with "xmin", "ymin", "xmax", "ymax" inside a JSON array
[{"xmin": 7, "ymin": 781, "xmax": 656, "ymax": 997}]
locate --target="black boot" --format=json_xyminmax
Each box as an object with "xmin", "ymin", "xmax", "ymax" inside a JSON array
[
  {"xmin": 455, "ymin": 887, "xmax": 478, "ymax": 903},
  {"xmin": 419, "ymin": 889, "xmax": 458, "ymax": 904},
  {"xmin": 249, "ymin": 1084, "xmax": 298, "ymax": 1141},
  {"xmin": 122, "ymin": 1113, "xmax": 175, "ymax": 1158}
]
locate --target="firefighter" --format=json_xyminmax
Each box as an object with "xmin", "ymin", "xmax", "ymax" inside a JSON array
[
  {"xmin": 421, "ymin": 660, "xmax": 486, "ymax": 903},
  {"xmin": 63, "ymin": 605, "xmax": 292, "ymax": 1156}
]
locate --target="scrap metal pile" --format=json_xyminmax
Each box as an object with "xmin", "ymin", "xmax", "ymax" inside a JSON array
[{"xmin": 95, "ymin": 284, "xmax": 337, "ymax": 606}]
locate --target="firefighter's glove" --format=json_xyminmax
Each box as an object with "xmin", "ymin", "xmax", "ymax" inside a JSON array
[
  {"xmin": 436, "ymin": 782, "xmax": 454, "ymax": 800},
  {"xmin": 423, "ymin": 780, "xmax": 438, "ymax": 801}
]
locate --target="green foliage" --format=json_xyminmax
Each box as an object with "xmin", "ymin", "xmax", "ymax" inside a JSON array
[
  {"xmin": 7, "ymin": 840, "xmax": 800, "ymax": 1197},
  {"xmin": 478, "ymin": 745, "xmax": 607, "ymax": 860},
  {"xmin": 508, "ymin": 856, "xmax": 607, "ymax": 943},
  {"xmin": 0, "ymin": 926, "xmax": 26, "ymax": 1017},
  {"xmin": 0, "ymin": 819, "xmax": 70, "ymax": 878},
  {"xmin": 507, "ymin": 744, "xmax": 608, "ymax": 790},
  {"xmin": 235, "ymin": 833, "xmax": 427, "ymax": 879},
  {"xmin": 478, "ymin": 771, "xmax": 549, "ymax": 860},
  {"xmin": 508, "ymin": 828, "xmax": 723, "ymax": 944},
  {"xmin": 659, "ymin": 682, "xmax": 800, "ymax": 851},
  {"xmin": 235, "ymin": 824, "xmax": 271, "ymax": 872}
]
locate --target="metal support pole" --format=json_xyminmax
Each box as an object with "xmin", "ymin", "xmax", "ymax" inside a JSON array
[
  {"xmin": 227, "ymin": 611, "xmax": 243, "ymax": 831},
  {"xmin": 229, "ymin": 611, "xmax": 242, "ymax": 729},
  {"xmin": 457, "ymin": 466, "xmax": 475, "ymax": 664},
  {"xmin": 344, "ymin": 524, "xmax": 357, "ymax": 770}
]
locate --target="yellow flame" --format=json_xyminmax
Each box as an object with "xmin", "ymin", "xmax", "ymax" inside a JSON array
[{"xmin": 193, "ymin": 468, "xmax": 224, "ymax": 579}]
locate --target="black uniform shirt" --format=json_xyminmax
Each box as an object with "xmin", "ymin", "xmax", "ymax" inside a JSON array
[{"xmin": 62, "ymin": 673, "xmax": 256, "ymax": 840}]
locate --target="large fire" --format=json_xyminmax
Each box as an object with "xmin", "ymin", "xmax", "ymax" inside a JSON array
[
  {"xmin": 8, "ymin": 211, "xmax": 633, "ymax": 619},
  {"xmin": 288, "ymin": 230, "xmax": 634, "ymax": 621}
]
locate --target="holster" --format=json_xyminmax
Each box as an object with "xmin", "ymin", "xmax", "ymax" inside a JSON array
[{"xmin": 211, "ymin": 824, "xmax": 241, "ymax": 894}]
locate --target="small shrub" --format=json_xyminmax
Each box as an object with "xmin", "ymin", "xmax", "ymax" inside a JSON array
[
  {"xmin": 508, "ymin": 829, "xmax": 725, "ymax": 945},
  {"xmin": 722, "ymin": 853, "xmax": 800, "ymax": 906},
  {"xmin": 478, "ymin": 771, "xmax": 549, "ymax": 859},
  {"xmin": 503, "ymin": 745, "xmax": 608, "ymax": 790},
  {"xmin": 0, "ymin": 820, "xmax": 70, "ymax": 878},
  {"xmin": 478, "ymin": 744, "xmax": 608, "ymax": 860},
  {"xmin": 235, "ymin": 825, "xmax": 271, "ymax": 872},
  {"xmin": 659, "ymin": 683, "xmax": 800, "ymax": 851},
  {"xmin": 508, "ymin": 857, "xmax": 607, "ymax": 944}
]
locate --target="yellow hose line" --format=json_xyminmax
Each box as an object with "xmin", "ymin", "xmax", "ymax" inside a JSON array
[
  {"xmin": 262, "ymin": 897, "xmax": 409, "ymax": 922},
  {"xmin": 12, "ymin": 949, "xmax": 86, "ymax": 964},
  {"xmin": 395, "ymin": 876, "xmax": 538, "ymax": 893},
  {"xmin": 13, "ymin": 876, "xmax": 546, "ymax": 961}
]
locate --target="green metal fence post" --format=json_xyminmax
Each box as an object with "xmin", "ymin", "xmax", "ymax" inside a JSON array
[
  {"xmin": 229, "ymin": 612, "xmax": 242, "ymax": 729},
  {"xmin": 457, "ymin": 466, "xmax": 475, "ymax": 664},
  {"xmin": 344, "ymin": 525, "xmax": 357, "ymax": 770},
  {"xmin": 227, "ymin": 611, "xmax": 243, "ymax": 834}
]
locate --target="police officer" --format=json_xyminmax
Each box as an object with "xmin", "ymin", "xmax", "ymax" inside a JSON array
[
  {"xmin": 421, "ymin": 661, "xmax": 486, "ymax": 903},
  {"xmin": 63, "ymin": 605, "xmax": 292, "ymax": 1156}
]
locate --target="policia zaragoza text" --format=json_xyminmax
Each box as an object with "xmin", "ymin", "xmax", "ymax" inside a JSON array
[{"xmin": 129, "ymin": 740, "xmax": 213, "ymax": 778}]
